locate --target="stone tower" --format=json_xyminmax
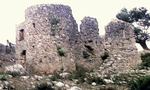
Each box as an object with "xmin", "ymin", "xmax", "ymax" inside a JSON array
[
  {"xmin": 99, "ymin": 19, "xmax": 141, "ymax": 75},
  {"xmin": 75, "ymin": 17, "xmax": 104, "ymax": 70},
  {"xmin": 16, "ymin": 4, "xmax": 78, "ymax": 74}
]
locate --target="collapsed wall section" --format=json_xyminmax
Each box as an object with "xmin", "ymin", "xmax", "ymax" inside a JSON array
[
  {"xmin": 99, "ymin": 19, "xmax": 141, "ymax": 75},
  {"xmin": 75, "ymin": 17, "xmax": 104, "ymax": 70}
]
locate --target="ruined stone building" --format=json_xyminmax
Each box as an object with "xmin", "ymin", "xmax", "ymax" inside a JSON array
[
  {"xmin": 99, "ymin": 20, "xmax": 141, "ymax": 75},
  {"xmin": 16, "ymin": 4, "xmax": 78, "ymax": 74},
  {"xmin": 16, "ymin": 4, "xmax": 141, "ymax": 74},
  {"xmin": 75, "ymin": 17, "xmax": 104, "ymax": 70}
]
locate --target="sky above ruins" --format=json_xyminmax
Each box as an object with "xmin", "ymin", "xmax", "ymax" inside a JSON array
[{"xmin": 0, "ymin": 0, "xmax": 149, "ymax": 50}]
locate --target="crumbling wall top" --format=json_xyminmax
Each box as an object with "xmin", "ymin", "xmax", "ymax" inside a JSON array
[
  {"xmin": 25, "ymin": 4, "xmax": 73, "ymax": 19},
  {"xmin": 105, "ymin": 19, "xmax": 135, "ymax": 41},
  {"xmin": 80, "ymin": 17, "xmax": 99, "ymax": 33},
  {"xmin": 80, "ymin": 17, "xmax": 101, "ymax": 42}
]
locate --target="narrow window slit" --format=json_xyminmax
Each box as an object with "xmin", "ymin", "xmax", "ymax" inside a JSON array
[
  {"xmin": 33, "ymin": 23, "xmax": 35, "ymax": 28},
  {"xmin": 19, "ymin": 29, "xmax": 24, "ymax": 41}
]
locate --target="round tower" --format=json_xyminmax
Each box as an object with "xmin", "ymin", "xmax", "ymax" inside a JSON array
[{"xmin": 16, "ymin": 4, "xmax": 78, "ymax": 74}]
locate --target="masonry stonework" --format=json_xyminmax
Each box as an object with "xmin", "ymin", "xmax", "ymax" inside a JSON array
[
  {"xmin": 16, "ymin": 4, "xmax": 141, "ymax": 74},
  {"xmin": 16, "ymin": 4, "xmax": 78, "ymax": 74},
  {"xmin": 98, "ymin": 20, "xmax": 141, "ymax": 75},
  {"xmin": 75, "ymin": 17, "xmax": 104, "ymax": 70}
]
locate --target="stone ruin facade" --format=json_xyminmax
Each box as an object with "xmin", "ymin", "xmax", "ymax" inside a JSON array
[
  {"xmin": 16, "ymin": 4, "xmax": 78, "ymax": 74},
  {"xmin": 75, "ymin": 17, "xmax": 104, "ymax": 70},
  {"xmin": 98, "ymin": 20, "xmax": 141, "ymax": 75},
  {"xmin": 16, "ymin": 4, "xmax": 141, "ymax": 74}
]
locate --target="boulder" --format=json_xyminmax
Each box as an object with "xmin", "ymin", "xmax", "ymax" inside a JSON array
[
  {"xmin": 69, "ymin": 86, "xmax": 82, "ymax": 90},
  {"xmin": 5, "ymin": 64, "xmax": 25, "ymax": 75}
]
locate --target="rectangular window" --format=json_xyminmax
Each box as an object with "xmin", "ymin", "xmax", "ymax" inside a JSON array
[
  {"xmin": 21, "ymin": 50, "xmax": 26, "ymax": 61},
  {"xmin": 19, "ymin": 29, "xmax": 24, "ymax": 41}
]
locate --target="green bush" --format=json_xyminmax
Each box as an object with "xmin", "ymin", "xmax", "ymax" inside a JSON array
[
  {"xmin": 57, "ymin": 47, "xmax": 65, "ymax": 57},
  {"xmin": 140, "ymin": 53, "xmax": 150, "ymax": 69},
  {"xmin": 0, "ymin": 73, "xmax": 9, "ymax": 81},
  {"xmin": 129, "ymin": 75, "xmax": 150, "ymax": 90}
]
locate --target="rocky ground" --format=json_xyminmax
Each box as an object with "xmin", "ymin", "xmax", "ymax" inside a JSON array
[
  {"xmin": 0, "ymin": 63, "xmax": 150, "ymax": 90},
  {"xmin": 0, "ymin": 71, "xmax": 128, "ymax": 90},
  {"xmin": 0, "ymin": 47, "xmax": 150, "ymax": 90}
]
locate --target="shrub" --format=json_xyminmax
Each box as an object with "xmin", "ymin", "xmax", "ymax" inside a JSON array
[
  {"xmin": 69, "ymin": 65, "xmax": 88, "ymax": 83},
  {"xmin": 50, "ymin": 72, "xmax": 61, "ymax": 81},
  {"xmin": 6, "ymin": 71, "xmax": 21, "ymax": 77},
  {"xmin": 129, "ymin": 75, "xmax": 150, "ymax": 90},
  {"xmin": 140, "ymin": 53, "xmax": 150, "ymax": 69},
  {"xmin": 112, "ymin": 73, "xmax": 130, "ymax": 85},
  {"xmin": 82, "ymin": 51, "xmax": 90, "ymax": 59},
  {"xmin": 68, "ymin": 65, "xmax": 105, "ymax": 84},
  {"xmin": 57, "ymin": 47, "xmax": 65, "ymax": 57},
  {"xmin": 36, "ymin": 82, "xmax": 54, "ymax": 90},
  {"xmin": 86, "ymin": 76, "xmax": 105, "ymax": 85},
  {"xmin": 0, "ymin": 73, "xmax": 8, "ymax": 81},
  {"xmin": 51, "ymin": 18, "xmax": 60, "ymax": 36},
  {"xmin": 51, "ymin": 18, "xmax": 60, "ymax": 25}
]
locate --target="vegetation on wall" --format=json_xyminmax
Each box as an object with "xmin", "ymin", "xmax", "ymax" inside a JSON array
[
  {"xmin": 82, "ymin": 51, "xmax": 90, "ymax": 59},
  {"xmin": 0, "ymin": 73, "xmax": 8, "ymax": 81},
  {"xmin": 57, "ymin": 47, "xmax": 66, "ymax": 57},
  {"xmin": 51, "ymin": 18, "xmax": 60, "ymax": 36}
]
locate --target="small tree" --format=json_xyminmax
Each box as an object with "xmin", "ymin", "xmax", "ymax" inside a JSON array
[
  {"xmin": 116, "ymin": 7, "xmax": 150, "ymax": 50},
  {"xmin": 140, "ymin": 53, "xmax": 150, "ymax": 69}
]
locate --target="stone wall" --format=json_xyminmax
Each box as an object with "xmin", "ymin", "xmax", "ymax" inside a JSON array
[
  {"xmin": 16, "ymin": 4, "xmax": 79, "ymax": 74},
  {"xmin": 75, "ymin": 17, "xmax": 104, "ymax": 70},
  {"xmin": 98, "ymin": 20, "xmax": 141, "ymax": 75},
  {"xmin": 16, "ymin": 4, "xmax": 141, "ymax": 75}
]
